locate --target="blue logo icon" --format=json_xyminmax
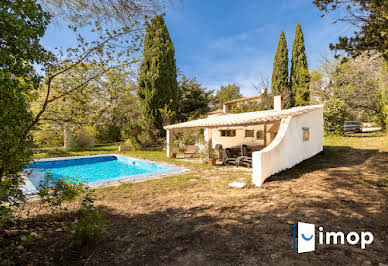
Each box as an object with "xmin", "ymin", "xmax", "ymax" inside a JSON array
[{"xmin": 293, "ymin": 222, "xmax": 315, "ymax": 253}]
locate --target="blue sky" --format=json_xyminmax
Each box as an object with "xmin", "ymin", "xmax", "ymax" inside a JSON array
[{"xmin": 42, "ymin": 0, "xmax": 352, "ymax": 96}]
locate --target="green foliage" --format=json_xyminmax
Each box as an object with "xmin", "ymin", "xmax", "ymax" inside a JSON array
[
  {"xmin": 32, "ymin": 123, "xmax": 64, "ymax": 147},
  {"xmin": 313, "ymin": 0, "xmax": 388, "ymax": 62},
  {"xmin": 32, "ymin": 66, "xmax": 138, "ymax": 146},
  {"xmin": 0, "ymin": 0, "xmax": 52, "ymax": 224},
  {"xmin": 0, "ymin": 241, "xmax": 21, "ymax": 266},
  {"xmin": 172, "ymin": 129, "xmax": 202, "ymax": 152},
  {"xmin": 271, "ymin": 31, "xmax": 291, "ymax": 107},
  {"xmin": 177, "ymin": 75, "xmax": 212, "ymax": 122},
  {"xmin": 38, "ymin": 173, "xmax": 85, "ymax": 210},
  {"xmin": 72, "ymin": 193, "xmax": 107, "ymax": 247},
  {"xmin": 72, "ymin": 126, "xmax": 96, "ymax": 149},
  {"xmin": 290, "ymin": 23, "xmax": 310, "ymax": 106},
  {"xmin": 313, "ymin": 53, "xmax": 387, "ymax": 129},
  {"xmin": 96, "ymin": 124, "xmax": 122, "ymax": 143},
  {"xmin": 230, "ymin": 88, "xmax": 273, "ymax": 113},
  {"xmin": 323, "ymin": 98, "xmax": 350, "ymax": 134},
  {"xmin": 138, "ymin": 14, "xmax": 178, "ymax": 137},
  {"xmin": 215, "ymin": 83, "xmax": 242, "ymax": 108}
]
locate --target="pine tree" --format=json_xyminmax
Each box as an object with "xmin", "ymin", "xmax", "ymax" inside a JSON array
[
  {"xmin": 271, "ymin": 30, "xmax": 291, "ymax": 107},
  {"xmin": 138, "ymin": 15, "xmax": 178, "ymax": 137},
  {"xmin": 290, "ymin": 23, "xmax": 310, "ymax": 106}
]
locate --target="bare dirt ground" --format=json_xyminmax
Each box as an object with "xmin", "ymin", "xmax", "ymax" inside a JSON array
[{"xmin": 4, "ymin": 133, "xmax": 388, "ymax": 265}]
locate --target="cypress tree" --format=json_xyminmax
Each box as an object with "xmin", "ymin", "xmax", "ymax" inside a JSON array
[
  {"xmin": 138, "ymin": 15, "xmax": 178, "ymax": 137},
  {"xmin": 290, "ymin": 23, "xmax": 310, "ymax": 106},
  {"xmin": 271, "ymin": 30, "xmax": 291, "ymax": 107}
]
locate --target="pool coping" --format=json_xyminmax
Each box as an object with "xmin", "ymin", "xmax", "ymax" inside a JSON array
[{"xmin": 22, "ymin": 154, "xmax": 189, "ymax": 196}]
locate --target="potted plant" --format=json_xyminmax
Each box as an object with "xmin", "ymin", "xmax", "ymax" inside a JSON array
[{"xmin": 208, "ymin": 150, "xmax": 218, "ymax": 166}]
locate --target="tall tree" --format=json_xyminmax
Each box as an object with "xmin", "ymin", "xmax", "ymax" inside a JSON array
[
  {"xmin": 0, "ymin": 0, "xmax": 52, "ymax": 217},
  {"xmin": 177, "ymin": 76, "xmax": 213, "ymax": 122},
  {"xmin": 290, "ymin": 23, "xmax": 311, "ymax": 106},
  {"xmin": 271, "ymin": 30, "xmax": 291, "ymax": 107},
  {"xmin": 215, "ymin": 83, "xmax": 242, "ymax": 108},
  {"xmin": 313, "ymin": 0, "xmax": 388, "ymax": 63},
  {"xmin": 138, "ymin": 14, "xmax": 178, "ymax": 136}
]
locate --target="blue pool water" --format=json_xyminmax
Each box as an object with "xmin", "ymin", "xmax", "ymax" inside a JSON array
[{"xmin": 24, "ymin": 155, "xmax": 183, "ymax": 190}]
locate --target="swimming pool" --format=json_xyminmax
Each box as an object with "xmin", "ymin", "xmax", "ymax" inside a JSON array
[{"xmin": 23, "ymin": 155, "xmax": 187, "ymax": 194}]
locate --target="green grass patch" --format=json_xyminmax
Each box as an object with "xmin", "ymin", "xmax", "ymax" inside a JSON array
[
  {"xmin": 33, "ymin": 143, "xmax": 120, "ymax": 159},
  {"xmin": 324, "ymin": 131, "xmax": 388, "ymax": 151},
  {"xmin": 93, "ymin": 172, "xmax": 204, "ymax": 202}
]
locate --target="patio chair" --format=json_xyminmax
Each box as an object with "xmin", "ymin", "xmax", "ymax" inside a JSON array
[
  {"xmin": 184, "ymin": 145, "xmax": 197, "ymax": 158},
  {"xmin": 236, "ymin": 144, "xmax": 252, "ymax": 168},
  {"xmin": 222, "ymin": 148, "xmax": 238, "ymax": 166}
]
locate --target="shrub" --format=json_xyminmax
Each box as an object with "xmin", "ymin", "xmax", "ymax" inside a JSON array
[
  {"xmin": 124, "ymin": 137, "xmax": 142, "ymax": 151},
  {"xmin": 323, "ymin": 98, "xmax": 350, "ymax": 134},
  {"xmin": 73, "ymin": 126, "xmax": 96, "ymax": 149},
  {"xmin": 72, "ymin": 194, "xmax": 107, "ymax": 247},
  {"xmin": 173, "ymin": 129, "xmax": 201, "ymax": 152},
  {"xmin": 96, "ymin": 123, "xmax": 122, "ymax": 143},
  {"xmin": 0, "ymin": 241, "xmax": 20, "ymax": 266},
  {"xmin": 38, "ymin": 173, "xmax": 85, "ymax": 210}
]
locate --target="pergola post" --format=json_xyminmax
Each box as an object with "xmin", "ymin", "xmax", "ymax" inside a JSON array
[
  {"xmin": 207, "ymin": 128, "xmax": 213, "ymax": 156},
  {"xmin": 263, "ymin": 124, "xmax": 267, "ymax": 147},
  {"xmin": 166, "ymin": 129, "xmax": 173, "ymax": 157}
]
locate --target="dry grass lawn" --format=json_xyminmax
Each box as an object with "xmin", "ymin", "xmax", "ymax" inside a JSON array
[{"xmin": 3, "ymin": 132, "xmax": 388, "ymax": 265}]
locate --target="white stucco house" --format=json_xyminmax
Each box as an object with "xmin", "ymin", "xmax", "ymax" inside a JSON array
[{"xmin": 164, "ymin": 95, "xmax": 323, "ymax": 187}]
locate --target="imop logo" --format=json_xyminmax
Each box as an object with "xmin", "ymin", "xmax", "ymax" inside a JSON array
[
  {"xmin": 293, "ymin": 222, "xmax": 374, "ymax": 253},
  {"xmin": 293, "ymin": 222, "xmax": 315, "ymax": 253}
]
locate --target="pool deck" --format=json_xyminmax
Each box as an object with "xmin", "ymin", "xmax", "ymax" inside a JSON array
[{"xmin": 22, "ymin": 154, "xmax": 189, "ymax": 196}]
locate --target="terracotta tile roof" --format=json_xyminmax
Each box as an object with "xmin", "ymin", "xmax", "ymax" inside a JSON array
[{"xmin": 164, "ymin": 105, "xmax": 323, "ymax": 130}]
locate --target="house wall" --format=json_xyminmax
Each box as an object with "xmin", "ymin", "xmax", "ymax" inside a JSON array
[
  {"xmin": 252, "ymin": 107, "xmax": 323, "ymax": 187},
  {"xmin": 204, "ymin": 122, "xmax": 280, "ymax": 149}
]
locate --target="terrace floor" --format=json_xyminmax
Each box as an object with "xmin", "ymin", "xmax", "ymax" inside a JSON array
[{"xmin": 5, "ymin": 132, "xmax": 388, "ymax": 265}]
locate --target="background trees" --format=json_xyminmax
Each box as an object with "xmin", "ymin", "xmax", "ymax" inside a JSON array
[
  {"xmin": 313, "ymin": 0, "xmax": 388, "ymax": 130},
  {"xmin": 271, "ymin": 30, "xmax": 291, "ymax": 107},
  {"xmin": 313, "ymin": 0, "xmax": 388, "ymax": 63},
  {"xmin": 311, "ymin": 53, "xmax": 387, "ymax": 132},
  {"xmin": 31, "ymin": 65, "xmax": 139, "ymax": 146},
  {"xmin": 214, "ymin": 83, "xmax": 242, "ymax": 108},
  {"xmin": 138, "ymin": 14, "xmax": 178, "ymax": 137},
  {"xmin": 176, "ymin": 76, "xmax": 213, "ymax": 122},
  {"xmin": 290, "ymin": 23, "xmax": 311, "ymax": 106}
]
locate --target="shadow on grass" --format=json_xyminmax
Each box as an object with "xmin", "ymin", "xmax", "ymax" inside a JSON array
[
  {"xmin": 10, "ymin": 187, "xmax": 388, "ymax": 265},
  {"xmin": 265, "ymin": 146, "xmax": 384, "ymax": 183}
]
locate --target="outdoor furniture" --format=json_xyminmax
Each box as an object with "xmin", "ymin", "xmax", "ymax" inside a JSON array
[
  {"xmin": 184, "ymin": 145, "xmax": 198, "ymax": 158},
  {"xmin": 222, "ymin": 148, "xmax": 238, "ymax": 165},
  {"xmin": 236, "ymin": 144, "xmax": 252, "ymax": 168}
]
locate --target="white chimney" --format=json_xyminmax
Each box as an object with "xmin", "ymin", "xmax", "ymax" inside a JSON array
[{"xmin": 274, "ymin": 95, "xmax": 283, "ymax": 111}]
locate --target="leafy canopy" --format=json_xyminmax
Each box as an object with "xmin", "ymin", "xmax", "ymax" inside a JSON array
[
  {"xmin": 313, "ymin": 0, "xmax": 388, "ymax": 62},
  {"xmin": 0, "ymin": 0, "xmax": 52, "ymax": 219},
  {"xmin": 215, "ymin": 83, "xmax": 242, "ymax": 108}
]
